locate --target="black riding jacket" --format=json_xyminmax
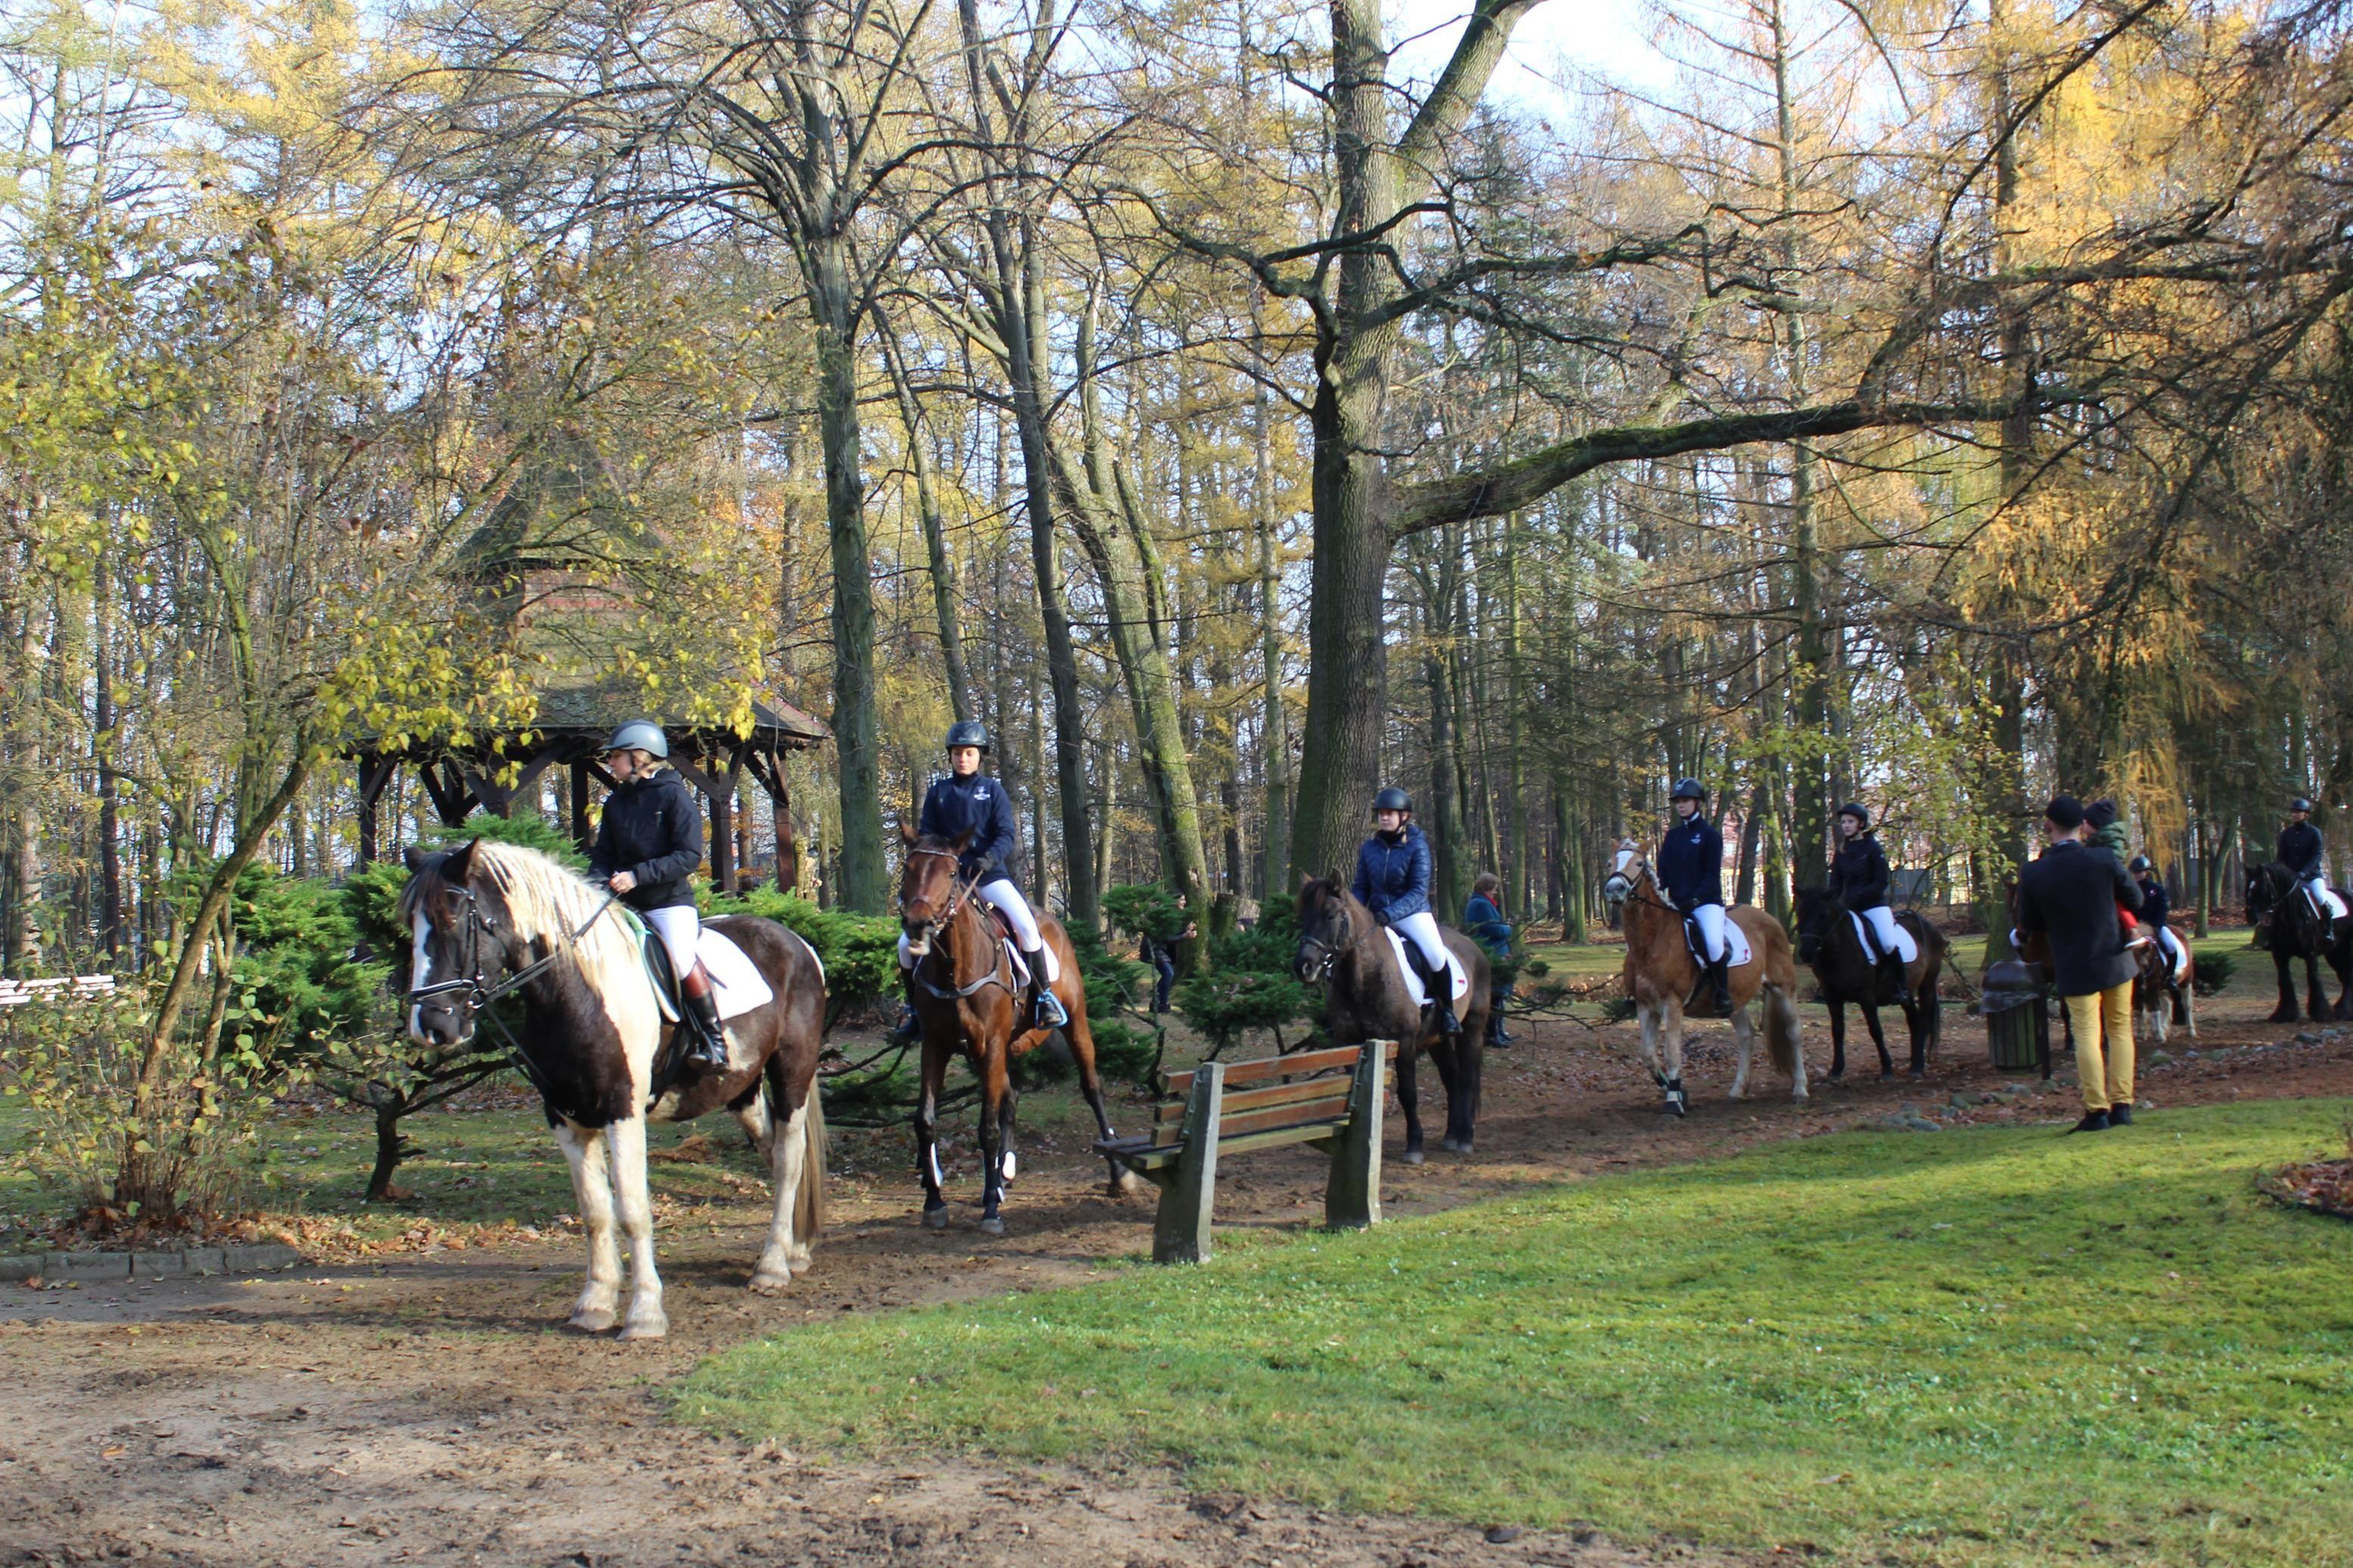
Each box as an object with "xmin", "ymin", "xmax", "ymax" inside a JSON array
[
  {"xmin": 919, "ymin": 770, "xmax": 1021, "ymax": 888},
  {"xmin": 586, "ymin": 768, "xmax": 703, "ymax": 912},
  {"xmin": 1658, "ymin": 812, "xmax": 1724, "ymax": 911},
  {"xmin": 1827, "ymin": 833, "xmax": 1891, "ymax": 912},
  {"xmin": 2137, "ymin": 874, "xmax": 2171, "ymax": 931},
  {"xmin": 2280, "ymin": 821, "xmax": 2326, "ymax": 880}
]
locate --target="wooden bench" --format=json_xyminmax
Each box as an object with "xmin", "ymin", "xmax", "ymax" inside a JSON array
[{"xmin": 1096, "ymin": 1039, "xmax": 1396, "ymax": 1264}]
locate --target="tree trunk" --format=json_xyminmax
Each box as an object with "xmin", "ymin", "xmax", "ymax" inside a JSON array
[
  {"xmin": 877, "ymin": 309, "xmax": 974, "ymax": 722},
  {"xmin": 1254, "ymin": 318, "xmax": 1292, "ymax": 900}
]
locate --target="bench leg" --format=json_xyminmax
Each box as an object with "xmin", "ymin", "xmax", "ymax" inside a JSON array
[
  {"xmin": 1155, "ymin": 1063, "xmax": 1223, "ymax": 1263},
  {"xmin": 1326, "ymin": 1042, "xmax": 1388, "ymax": 1231}
]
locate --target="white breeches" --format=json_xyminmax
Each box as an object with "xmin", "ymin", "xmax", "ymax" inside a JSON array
[
  {"xmin": 644, "ymin": 905, "xmax": 700, "ymax": 977},
  {"xmin": 1689, "ymin": 902, "xmax": 1728, "ymax": 963},
  {"xmin": 1859, "ymin": 904, "xmax": 1917, "ymax": 964},
  {"xmin": 1391, "ymin": 910, "xmax": 1449, "ymax": 972},
  {"xmin": 2156, "ymin": 923, "xmax": 2184, "ymax": 966}
]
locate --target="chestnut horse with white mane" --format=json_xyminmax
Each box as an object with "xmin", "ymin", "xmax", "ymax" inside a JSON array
[{"xmin": 1599, "ymin": 839, "xmax": 1806, "ymax": 1115}]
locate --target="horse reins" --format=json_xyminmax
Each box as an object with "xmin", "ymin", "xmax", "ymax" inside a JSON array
[
  {"xmin": 406, "ymin": 883, "xmax": 621, "ymax": 1113},
  {"xmin": 903, "ymin": 849, "xmax": 1012, "ymax": 1002}
]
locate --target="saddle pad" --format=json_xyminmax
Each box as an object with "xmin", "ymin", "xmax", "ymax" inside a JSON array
[
  {"xmin": 1847, "ymin": 911, "xmax": 1919, "ymax": 965},
  {"xmin": 2316, "ymin": 886, "xmax": 2349, "ymax": 921},
  {"xmin": 629, "ymin": 914, "xmax": 775, "ymax": 1024},
  {"xmin": 1683, "ymin": 916, "xmax": 1753, "ymax": 970},
  {"xmin": 985, "ymin": 908, "xmax": 1059, "ymax": 986},
  {"xmin": 2162, "ymin": 930, "xmax": 2190, "ymax": 984},
  {"xmin": 1382, "ymin": 928, "xmax": 1471, "ymax": 1009}
]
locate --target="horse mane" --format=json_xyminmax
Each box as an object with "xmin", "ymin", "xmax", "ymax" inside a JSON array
[{"xmin": 400, "ymin": 840, "xmax": 644, "ymax": 998}]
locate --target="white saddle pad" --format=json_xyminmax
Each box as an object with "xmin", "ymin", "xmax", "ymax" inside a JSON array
[
  {"xmin": 1383, "ymin": 929, "xmax": 1471, "ymax": 1009},
  {"xmin": 1683, "ymin": 917, "xmax": 1752, "ymax": 970},
  {"xmin": 1847, "ymin": 911, "xmax": 1919, "ymax": 965},
  {"xmin": 2312, "ymin": 887, "xmax": 2348, "ymax": 921},
  {"xmin": 651, "ymin": 929, "xmax": 774, "ymax": 1023},
  {"xmin": 2163, "ymin": 931, "xmax": 2190, "ymax": 984}
]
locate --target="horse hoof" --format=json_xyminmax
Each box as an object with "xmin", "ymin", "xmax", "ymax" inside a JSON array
[
  {"xmin": 617, "ymin": 1318, "xmax": 669, "ymax": 1343},
  {"xmin": 922, "ymin": 1206, "xmax": 951, "ymax": 1230},
  {"xmin": 750, "ymin": 1271, "xmax": 792, "ymax": 1296},
  {"xmin": 567, "ymin": 1309, "xmax": 618, "ymax": 1335},
  {"xmin": 2269, "ymin": 1006, "xmax": 2300, "ymax": 1023},
  {"xmin": 1878, "ymin": 1069, "xmax": 1894, "ymax": 1082},
  {"xmin": 1402, "ymin": 1148, "xmax": 1425, "ymax": 1166},
  {"xmin": 1908, "ymin": 1068, "xmax": 1926, "ymax": 1082},
  {"xmin": 1827, "ymin": 1067, "xmax": 1845, "ymax": 1082},
  {"xmin": 978, "ymin": 1214, "xmax": 1006, "ymax": 1237}
]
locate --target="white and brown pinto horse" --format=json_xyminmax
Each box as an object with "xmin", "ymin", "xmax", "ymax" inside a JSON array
[
  {"xmin": 402, "ymin": 840, "xmax": 826, "ymax": 1340},
  {"xmin": 1599, "ymin": 839, "xmax": 1805, "ymax": 1115}
]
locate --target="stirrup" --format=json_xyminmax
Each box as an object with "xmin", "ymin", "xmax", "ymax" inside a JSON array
[
  {"xmin": 887, "ymin": 1003, "xmax": 919, "ymax": 1045},
  {"xmin": 1032, "ymin": 985, "xmax": 1069, "ymax": 1030}
]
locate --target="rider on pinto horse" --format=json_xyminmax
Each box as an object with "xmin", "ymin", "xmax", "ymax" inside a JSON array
[
  {"xmin": 1828, "ymin": 802, "xmax": 1912, "ymax": 1005},
  {"xmin": 888, "ymin": 721, "xmax": 1070, "ymax": 1043},
  {"xmin": 586, "ymin": 719, "xmax": 728, "ymax": 1072},
  {"xmin": 1351, "ymin": 787, "xmax": 1462, "ymax": 1042},
  {"xmin": 1660, "ymin": 778, "xmax": 1733, "ymax": 1018},
  {"xmin": 2131, "ymin": 854, "xmax": 2187, "ymax": 1006}
]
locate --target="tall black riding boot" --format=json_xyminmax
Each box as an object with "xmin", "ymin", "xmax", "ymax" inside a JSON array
[
  {"xmin": 1027, "ymin": 966, "xmax": 1069, "ymax": 1032},
  {"xmin": 682, "ymin": 986, "xmax": 727, "ymax": 1070},
  {"xmin": 1883, "ymin": 953, "xmax": 1913, "ymax": 1005},
  {"xmin": 1707, "ymin": 957, "xmax": 1734, "ymax": 1018}
]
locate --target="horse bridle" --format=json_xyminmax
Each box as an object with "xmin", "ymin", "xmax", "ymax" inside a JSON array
[
  {"xmin": 1296, "ymin": 897, "xmax": 1353, "ymax": 984},
  {"xmin": 901, "ymin": 848, "xmax": 1011, "ymax": 1001},
  {"xmin": 408, "ymin": 884, "xmax": 620, "ymax": 1021},
  {"xmin": 1603, "ymin": 854, "xmax": 1683, "ymax": 922}
]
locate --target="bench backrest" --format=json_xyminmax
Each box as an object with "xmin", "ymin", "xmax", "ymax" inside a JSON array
[{"xmin": 1148, "ymin": 1042, "xmax": 1397, "ymax": 1149}]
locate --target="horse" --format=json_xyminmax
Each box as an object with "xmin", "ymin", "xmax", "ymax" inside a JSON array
[
  {"xmin": 2131, "ymin": 928, "xmax": 2196, "ymax": 1045},
  {"xmin": 897, "ymin": 826, "xmax": 1140, "ymax": 1235},
  {"xmin": 1792, "ymin": 885, "xmax": 1947, "ymax": 1081},
  {"xmin": 400, "ymin": 839, "xmax": 826, "ymax": 1340},
  {"xmin": 2244, "ymin": 861, "xmax": 2353, "ymax": 1023},
  {"xmin": 1294, "ymin": 877, "xmax": 1491, "ymax": 1161},
  {"xmin": 1599, "ymin": 840, "xmax": 1804, "ymax": 1115}
]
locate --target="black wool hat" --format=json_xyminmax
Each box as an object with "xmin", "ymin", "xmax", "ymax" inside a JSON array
[
  {"xmin": 2045, "ymin": 795, "xmax": 2086, "ymax": 831},
  {"xmin": 2084, "ymin": 798, "xmax": 2118, "ymax": 830}
]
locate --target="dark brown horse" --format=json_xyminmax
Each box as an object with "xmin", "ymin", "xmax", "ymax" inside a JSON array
[
  {"xmin": 2245, "ymin": 861, "xmax": 2353, "ymax": 1022},
  {"xmin": 402, "ymin": 840, "xmax": 827, "ymax": 1339},
  {"xmin": 1293, "ymin": 877, "xmax": 1491, "ymax": 1162},
  {"xmin": 1793, "ymin": 886, "xmax": 1947, "ymax": 1080},
  {"xmin": 897, "ymin": 827, "xmax": 1139, "ymax": 1234}
]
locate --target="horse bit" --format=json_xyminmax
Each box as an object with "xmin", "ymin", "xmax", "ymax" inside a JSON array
[{"xmin": 407, "ymin": 885, "xmax": 620, "ymax": 1107}]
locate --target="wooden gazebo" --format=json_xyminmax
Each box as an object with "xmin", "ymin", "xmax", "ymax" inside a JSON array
[{"xmin": 353, "ymin": 675, "xmax": 830, "ymax": 894}]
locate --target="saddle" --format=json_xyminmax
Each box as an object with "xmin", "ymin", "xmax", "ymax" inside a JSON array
[{"xmin": 986, "ymin": 907, "xmax": 1034, "ymax": 989}]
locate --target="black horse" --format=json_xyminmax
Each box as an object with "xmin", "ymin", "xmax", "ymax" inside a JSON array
[
  {"xmin": 2245, "ymin": 861, "xmax": 2353, "ymax": 1023},
  {"xmin": 1793, "ymin": 886, "xmax": 1947, "ymax": 1080}
]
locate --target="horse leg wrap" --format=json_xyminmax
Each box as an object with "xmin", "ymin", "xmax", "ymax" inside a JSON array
[{"xmin": 1665, "ymin": 1076, "xmax": 1687, "ymax": 1115}]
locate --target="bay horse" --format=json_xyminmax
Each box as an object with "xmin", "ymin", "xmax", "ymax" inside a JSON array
[
  {"xmin": 2131, "ymin": 930, "xmax": 2196, "ymax": 1045},
  {"xmin": 2244, "ymin": 861, "xmax": 2353, "ymax": 1023},
  {"xmin": 1600, "ymin": 840, "xmax": 1804, "ymax": 1114},
  {"xmin": 401, "ymin": 839, "xmax": 826, "ymax": 1340},
  {"xmin": 1792, "ymin": 885, "xmax": 1946, "ymax": 1080},
  {"xmin": 897, "ymin": 826, "xmax": 1140, "ymax": 1235},
  {"xmin": 1294, "ymin": 877, "xmax": 1491, "ymax": 1161}
]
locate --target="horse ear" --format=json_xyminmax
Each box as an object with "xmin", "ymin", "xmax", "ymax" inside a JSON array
[
  {"xmin": 443, "ymin": 838, "xmax": 480, "ymax": 880},
  {"xmin": 1326, "ymin": 868, "xmax": 1341, "ymax": 887},
  {"xmin": 900, "ymin": 818, "xmax": 919, "ymax": 846},
  {"xmin": 951, "ymin": 827, "xmax": 975, "ymax": 852},
  {"xmin": 402, "ymin": 845, "xmax": 429, "ymax": 874}
]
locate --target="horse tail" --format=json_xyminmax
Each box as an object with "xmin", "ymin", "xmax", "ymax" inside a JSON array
[
  {"xmin": 796, "ymin": 1085, "xmax": 828, "ymax": 1239},
  {"xmin": 1764, "ymin": 982, "xmax": 1801, "ymax": 1079}
]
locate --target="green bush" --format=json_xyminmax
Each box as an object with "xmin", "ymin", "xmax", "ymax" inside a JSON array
[
  {"xmin": 1102, "ymin": 883, "xmax": 1183, "ymax": 946},
  {"xmin": 1173, "ymin": 892, "xmax": 1312, "ymax": 1056},
  {"xmin": 703, "ymin": 882, "xmax": 899, "ymax": 1026},
  {"xmin": 219, "ymin": 863, "xmax": 383, "ymax": 1066},
  {"xmin": 1071, "ymin": 927, "xmax": 1159, "ymax": 1085},
  {"xmin": 2190, "ymin": 945, "xmax": 2237, "ymax": 996}
]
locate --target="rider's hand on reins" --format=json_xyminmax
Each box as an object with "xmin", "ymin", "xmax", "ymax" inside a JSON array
[{"xmin": 609, "ymin": 871, "xmax": 638, "ymax": 894}]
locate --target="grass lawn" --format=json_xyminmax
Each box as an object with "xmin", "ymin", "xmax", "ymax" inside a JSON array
[{"xmin": 679, "ymin": 1099, "xmax": 2353, "ymax": 1566}]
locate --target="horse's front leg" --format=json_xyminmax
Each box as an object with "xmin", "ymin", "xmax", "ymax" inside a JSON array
[
  {"xmin": 1662, "ymin": 1001, "xmax": 1689, "ymax": 1116},
  {"xmin": 1904, "ymin": 998, "xmax": 1929, "ymax": 1077},
  {"xmin": 975, "ymin": 1049, "xmax": 1011, "ymax": 1237},
  {"xmin": 554, "ymin": 1119, "xmax": 622, "ymax": 1334},
  {"xmin": 1425, "ymin": 1032, "xmax": 1466, "ymax": 1153},
  {"xmin": 914, "ymin": 1035, "xmax": 951, "ymax": 1228},
  {"xmin": 1826, "ymin": 1001, "xmax": 1848, "ymax": 1081},
  {"xmin": 1862, "ymin": 1005, "xmax": 1893, "ymax": 1080},
  {"xmin": 1447, "ymin": 1034, "xmax": 1483, "ymax": 1153},
  {"xmin": 605, "ymin": 1114, "xmax": 667, "ymax": 1340},
  {"xmin": 1395, "ymin": 1048, "xmax": 1426, "ymax": 1165},
  {"xmin": 2270, "ymin": 949, "xmax": 2301, "ymax": 1023},
  {"xmin": 2306, "ymin": 951, "xmax": 2332, "ymax": 1023}
]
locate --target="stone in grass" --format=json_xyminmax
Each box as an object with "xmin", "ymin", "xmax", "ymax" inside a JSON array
[
  {"xmin": 2295, "ymin": 1032, "xmax": 2321, "ymax": 1045},
  {"xmin": 2148, "ymin": 1050, "xmax": 2174, "ymax": 1068},
  {"xmin": 1903, "ymin": 1116, "xmax": 1942, "ymax": 1132},
  {"xmin": 1483, "ymin": 1524, "xmax": 1525, "ymax": 1544}
]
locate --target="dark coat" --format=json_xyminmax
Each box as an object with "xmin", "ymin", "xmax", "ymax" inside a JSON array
[
  {"xmin": 919, "ymin": 771, "xmax": 1020, "ymax": 887},
  {"xmin": 2017, "ymin": 841, "xmax": 2143, "ymax": 996},
  {"xmin": 1658, "ymin": 812, "xmax": 1724, "ymax": 911},
  {"xmin": 2137, "ymin": 875, "xmax": 2171, "ymax": 932},
  {"xmin": 1464, "ymin": 893, "xmax": 1512, "ymax": 955},
  {"xmin": 586, "ymin": 768, "xmax": 703, "ymax": 913},
  {"xmin": 1352, "ymin": 825, "xmax": 1432, "ymax": 923},
  {"xmin": 2280, "ymin": 821, "xmax": 2326, "ymax": 880},
  {"xmin": 1827, "ymin": 833, "xmax": 1891, "ymax": 911}
]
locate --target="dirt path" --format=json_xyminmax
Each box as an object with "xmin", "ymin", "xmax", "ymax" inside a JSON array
[{"xmin": 7, "ymin": 981, "xmax": 2348, "ymax": 1567}]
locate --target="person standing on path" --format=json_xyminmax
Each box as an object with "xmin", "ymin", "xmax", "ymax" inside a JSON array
[{"xmin": 2016, "ymin": 794, "xmax": 2144, "ymax": 1133}]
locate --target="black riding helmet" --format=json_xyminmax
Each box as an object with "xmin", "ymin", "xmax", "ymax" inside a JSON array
[
  {"xmin": 2130, "ymin": 855, "xmax": 2154, "ymax": 874},
  {"xmin": 2290, "ymin": 796, "xmax": 2314, "ymax": 813},
  {"xmin": 1371, "ymin": 786, "xmax": 1413, "ymax": 815},
  {"xmin": 944, "ymin": 719, "xmax": 991, "ymax": 755},
  {"xmin": 1669, "ymin": 778, "xmax": 1705, "ymax": 803},
  {"xmin": 1838, "ymin": 801, "xmax": 1870, "ymax": 829}
]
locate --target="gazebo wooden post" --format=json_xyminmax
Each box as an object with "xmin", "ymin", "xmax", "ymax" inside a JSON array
[
  {"xmin": 570, "ymin": 759, "xmax": 594, "ymax": 852},
  {"xmin": 746, "ymin": 745, "xmax": 798, "ymax": 894},
  {"xmin": 355, "ymin": 751, "xmax": 396, "ymax": 867}
]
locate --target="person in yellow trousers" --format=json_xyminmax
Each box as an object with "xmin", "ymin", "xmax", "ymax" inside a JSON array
[{"xmin": 2016, "ymin": 794, "xmax": 2145, "ymax": 1133}]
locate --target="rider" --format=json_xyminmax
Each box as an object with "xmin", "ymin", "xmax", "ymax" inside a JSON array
[
  {"xmin": 1464, "ymin": 871, "xmax": 1515, "ymax": 1048},
  {"xmin": 2281, "ymin": 796, "xmax": 2328, "ymax": 921},
  {"xmin": 586, "ymin": 720, "xmax": 726, "ymax": 1071},
  {"xmin": 1351, "ymin": 787, "xmax": 1460, "ymax": 1041},
  {"xmin": 893, "ymin": 720, "xmax": 1069, "ymax": 1037},
  {"xmin": 1659, "ymin": 778, "xmax": 1733, "ymax": 1017},
  {"xmin": 2131, "ymin": 855, "xmax": 2186, "ymax": 999},
  {"xmin": 1827, "ymin": 803, "xmax": 1911, "ymax": 1004}
]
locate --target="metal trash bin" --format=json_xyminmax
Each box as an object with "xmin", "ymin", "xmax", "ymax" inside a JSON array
[{"xmin": 1980, "ymin": 958, "xmax": 2050, "ymax": 1073}]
